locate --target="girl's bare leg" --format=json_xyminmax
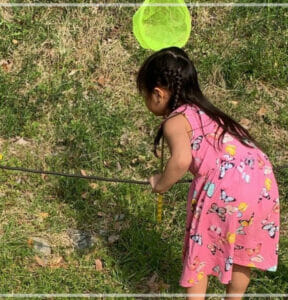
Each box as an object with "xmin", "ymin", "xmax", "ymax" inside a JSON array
[
  {"xmin": 225, "ymin": 264, "xmax": 251, "ymax": 300},
  {"xmin": 186, "ymin": 274, "xmax": 208, "ymax": 300}
]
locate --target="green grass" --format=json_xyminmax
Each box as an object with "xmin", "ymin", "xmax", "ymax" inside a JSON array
[{"xmin": 0, "ymin": 3, "xmax": 287, "ymax": 298}]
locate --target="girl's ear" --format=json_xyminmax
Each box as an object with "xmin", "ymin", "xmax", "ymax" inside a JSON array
[{"xmin": 154, "ymin": 87, "xmax": 165, "ymax": 102}]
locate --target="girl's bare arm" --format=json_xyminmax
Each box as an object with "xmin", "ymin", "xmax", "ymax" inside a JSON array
[{"xmin": 151, "ymin": 114, "xmax": 192, "ymax": 193}]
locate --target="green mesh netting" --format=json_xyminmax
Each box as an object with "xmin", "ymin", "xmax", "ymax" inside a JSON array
[{"xmin": 133, "ymin": 0, "xmax": 191, "ymax": 51}]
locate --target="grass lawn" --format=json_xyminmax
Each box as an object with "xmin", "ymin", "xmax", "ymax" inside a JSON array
[{"xmin": 0, "ymin": 2, "xmax": 287, "ymax": 298}]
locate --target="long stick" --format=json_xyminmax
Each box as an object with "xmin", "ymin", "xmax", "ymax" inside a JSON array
[{"xmin": 157, "ymin": 137, "xmax": 164, "ymax": 223}]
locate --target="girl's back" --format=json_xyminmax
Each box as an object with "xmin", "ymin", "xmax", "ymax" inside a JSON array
[{"xmin": 172, "ymin": 103, "xmax": 280, "ymax": 287}]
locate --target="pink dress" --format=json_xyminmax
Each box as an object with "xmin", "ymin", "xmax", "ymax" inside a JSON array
[{"xmin": 171, "ymin": 104, "xmax": 280, "ymax": 288}]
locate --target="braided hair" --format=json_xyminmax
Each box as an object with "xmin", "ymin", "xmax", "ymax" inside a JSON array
[
  {"xmin": 163, "ymin": 69, "xmax": 182, "ymax": 111},
  {"xmin": 136, "ymin": 46, "xmax": 262, "ymax": 158},
  {"xmin": 152, "ymin": 69, "xmax": 183, "ymax": 156}
]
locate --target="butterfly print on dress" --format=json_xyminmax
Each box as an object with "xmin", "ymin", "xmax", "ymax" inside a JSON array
[
  {"xmin": 190, "ymin": 234, "xmax": 203, "ymax": 246},
  {"xmin": 219, "ymin": 159, "xmax": 235, "ymax": 179},
  {"xmin": 258, "ymin": 187, "xmax": 271, "ymax": 203},
  {"xmin": 188, "ymin": 256, "xmax": 206, "ymax": 272},
  {"xmin": 237, "ymin": 161, "xmax": 250, "ymax": 183},
  {"xmin": 220, "ymin": 189, "xmax": 236, "ymax": 203},
  {"xmin": 262, "ymin": 222, "xmax": 279, "ymax": 238},
  {"xmin": 192, "ymin": 135, "xmax": 203, "ymax": 151},
  {"xmin": 207, "ymin": 203, "xmax": 227, "ymax": 222},
  {"xmin": 225, "ymin": 256, "xmax": 233, "ymax": 271},
  {"xmin": 212, "ymin": 265, "xmax": 223, "ymax": 280},
  {"xmin": 207, "ymin": 243, "xmax": 224, "ymax": 255}
]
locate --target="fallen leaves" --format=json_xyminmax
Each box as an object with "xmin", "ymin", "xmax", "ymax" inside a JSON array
[
  {"xmin": 34, "ymin": 255, "xmax": 67, "ymax": 269},
  {"xmin": 41, "ymin": 173, "xmax": 48, "ymax": 180},
  {"xmin": 38, "ymin": 212, "xmax": 49, "ymax": 221},
  {"xmin": 97, "ymin": 211, "xmax": 106, "ymax": 217},
  {"xmin": 80, "ymin": 169, "xmax": 87, "ymax": 176},
  {"xmin": 239, "ymin": 118, "xmax": 252, "ymax": 130},
  {"xmin": 147, "ymin": 272, "xmax": 170, "ymax": 292},
  {"xmin": 95, "ymin": 75, "xmax": 110, "ymax": 88},
  {"xmin": 89, "ymin": 182, "xmax": 99, "ymax": 190},
  {"xmin": 68, "ymin": 69, "xmax": 79, "ymax": 76},
  {"xmin": 14, "ymin": 137, "xmax": 30, "ymax": 146},
  {"xmin": 0, "ymin": 59, "xmax": 13, "ymax": 72},
  {"xmin": 227, "ymin": 100, "xmax": 238, "ymax": 106},
  {"xmin": 257, "ymin": 105, "xmax": 267, "ymax": 117},
  {"xmin": 95, "ymin": 258, "xmax": 103, "ymax": 271}
]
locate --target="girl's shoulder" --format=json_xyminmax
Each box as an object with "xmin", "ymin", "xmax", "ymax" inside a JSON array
[
  {"xmin": 165, "ymin": 104, "xmax": 195, "ymax": 140},
  {"xmin": 169, "ymin": 103, "xmax": 203, "ymax": 122},
  {"xmin": 170, "ymin": 103, "xmax": 198, "ymax": 116}
]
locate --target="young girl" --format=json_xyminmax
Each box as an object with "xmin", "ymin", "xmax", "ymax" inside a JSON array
[{"xmin": 136, "ymin": 47, "xmax": 280, "ymax": 300}]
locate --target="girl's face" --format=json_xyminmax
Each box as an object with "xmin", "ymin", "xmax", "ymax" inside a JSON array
[{"xmin": 143, "ymin": 87, "xmax": 172, "ymax": 117}]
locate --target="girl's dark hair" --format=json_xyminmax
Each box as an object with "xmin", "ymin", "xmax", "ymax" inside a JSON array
[{"xmin": 136, "ymin": 46, "xmax": 262, "ymax": 157}]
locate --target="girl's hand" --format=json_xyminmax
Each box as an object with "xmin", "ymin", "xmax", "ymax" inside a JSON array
[{"xmin": 149, "ymin": 173, "xmax": 163, "ymax": 193}]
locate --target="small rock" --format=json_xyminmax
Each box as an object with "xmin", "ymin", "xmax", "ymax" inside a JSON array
[
  {"xmin": 108, "ymin": 234, "xmax": 120, "ymax": 244},
  {"xmin": 67, "ymin": 229, "xmax": 96, "ymax": 250},
  {"xmin": 30, "ymin": 237, "xmax": 52, "ymax": 256},
  {"xmin": 114, "ymin": 214, "xmax": 125, "ymax": 221}
]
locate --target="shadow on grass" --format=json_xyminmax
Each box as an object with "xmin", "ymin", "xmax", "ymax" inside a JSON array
[{"xmin": 55, "ymin": 177, "xmax": 186, "ymax": 293}]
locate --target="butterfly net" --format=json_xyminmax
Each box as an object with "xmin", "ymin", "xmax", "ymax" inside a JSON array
[{"xmin": 133, "ymin": 0, "xmax": 191, "ymax": 51}]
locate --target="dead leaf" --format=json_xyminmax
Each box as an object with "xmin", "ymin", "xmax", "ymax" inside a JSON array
[
  {"xmin": 257, "ymin": 106, "xmax": 267, "ymax": 117},
  {"xmin": 97, "ymin": 211, "xmax": 105, "ymax": 217},
  {"xmin": 147, "ymin": 272, "xmax": 158, "ymax": 291},
  {"xmin": 81, "ymin": 192, "xmax": 88, "ymax": 199},
  {"xmin": 228, "ymin": 100, "xmax": 238, "ymax": 106},
  {"xmin": 97, "ymin": 76, "xmax": 106, "ymax": 87},
  {"xmin": 0, "ymin": 59, "xmax": 13, "ymax": 72},
  {"xmin": 34, "ymin": 255, "xmax": 47, "ymax": 267},
  {"xmin": 80, "ymin": 169, "xmax": 87, "ymax": 176},
  {"xmin": 95, "ymin": 258, "xmax": 103, "ymax": 271},
  {"xmin": 41, "ymin": 173, "xmax": 48, "ymax": 180},
  {"xmin": 49, "ymin": 256, "xmax": 65, "ymax": 269},
  {"xmin": 89, "ymin": 183, "xmax": 98, "ymax": 190},
  {"xmin": 239, "ymin": 118, "xmax": 252, "ymax": 130},
  {"xmin": 38, "ymin": 212, "xmax": 49, "ymax": 219},
  {"xmin": 116, "ymin": 161, "xmax": 122, "ymax": 171},
  {"xmin": 15, "ymin": 137, "xmax": 29, "ymax": 145},
  {"xmin": 27, "ymin": 238, "xmax": 34, "ymax": 247},
  {"xmin": 68, "ymin": 69, "xmax": 78, "ymax": 76}
]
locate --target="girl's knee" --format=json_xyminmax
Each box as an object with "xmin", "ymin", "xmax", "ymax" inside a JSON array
[
  {"xmin": 232, "ymin": 263, "xmax": 251, "ymax": 279},
  {"xmin": 226, "ymin": 264, "xmax": 251, "ymax": 295},
  {"xmin": 186, "ymin": 275, "xmax": 209, "ymax": 300}
]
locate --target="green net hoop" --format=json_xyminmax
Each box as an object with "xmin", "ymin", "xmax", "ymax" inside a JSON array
[{"xmin": 133, "ymin": 0, "xmax": 191, "ymax": 51}]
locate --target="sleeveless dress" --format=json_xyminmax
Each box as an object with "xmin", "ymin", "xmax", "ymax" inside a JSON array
[{"xmin": 171, "ymin": 104, "xmax": 280, "ymax": 288}]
